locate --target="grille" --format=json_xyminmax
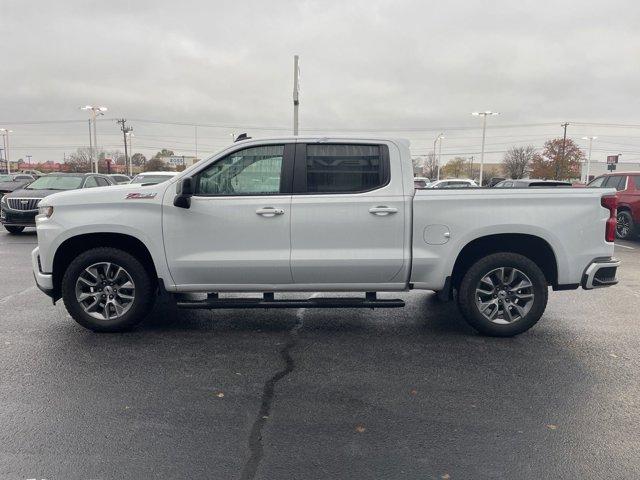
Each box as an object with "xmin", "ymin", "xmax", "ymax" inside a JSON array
[{"xmin": 7, "ymin": 198, "xmax": 40, "ymax": 211}]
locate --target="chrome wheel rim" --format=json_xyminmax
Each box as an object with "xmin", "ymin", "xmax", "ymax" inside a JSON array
[
  {"xmin": 75, "ymin": 262, "xmax": 135, "ymax": 321},
  {"xmin": 475, "ymin": 267, "xmax": 534, "ymax": 324},
  {"xmin": 616, "ymin": 213, "xmax": 630, "ymax": 238}
]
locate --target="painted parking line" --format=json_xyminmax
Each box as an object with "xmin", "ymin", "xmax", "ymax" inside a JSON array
[{"xmin": 615, "ymin": 243, "xmax": 636, "ymax": 250}]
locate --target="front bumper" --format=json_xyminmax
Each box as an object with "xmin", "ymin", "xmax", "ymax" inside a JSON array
[
  {"xmin": 31, "ymin": 247, "xmax": 54, "ymax": 298},
  {"xmin": 1, "ymin": 207, "xmax": 37, "ymax": 227},
  {"xmin": 582, "ymin": 257, "xmax": 620, "ymax": 289}
]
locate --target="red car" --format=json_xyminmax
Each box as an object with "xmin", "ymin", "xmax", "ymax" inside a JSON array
[{"xmin": 588, "ymin": 172, "xmax": 640, "ymax": 239}]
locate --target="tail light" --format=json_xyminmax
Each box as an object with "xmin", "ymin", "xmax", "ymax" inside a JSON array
[{"xmin": 601, "ymin": 195, "xmax": 617, "ymax": 242}]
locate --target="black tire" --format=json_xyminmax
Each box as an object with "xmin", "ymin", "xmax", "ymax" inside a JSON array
[
  {"xmin": 616, "ymin": 210, "xmax": 635, "ymax": 240},
  {"xmin": 4, "ymin": 225, "xmax": 25, "ymax": 234},
  {"xmin": 61, "ymin": 247, "xmax": 156, "ymax": 332},
  {"xmin": 457, "ymin": 252, "xmax": 548, "ymax": 337}
]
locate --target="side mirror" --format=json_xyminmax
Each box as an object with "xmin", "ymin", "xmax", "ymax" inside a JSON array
[{"xmin": 174, "ymin": 177, "xmax": 194, "ymax": 209}]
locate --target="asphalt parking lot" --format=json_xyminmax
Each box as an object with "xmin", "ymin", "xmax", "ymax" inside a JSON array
[{"xmin": 0, "ymin": 230, "xmax": 638, "ymax": 479}]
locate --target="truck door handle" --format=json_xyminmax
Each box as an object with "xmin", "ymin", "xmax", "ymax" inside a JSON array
[
  {"xmin": 369, "ymin": 206, "xmax": 398, "ymax": 216},
  {"xmin": 256, "ymin": 207, "xmax": 285, "ymax": 217}
]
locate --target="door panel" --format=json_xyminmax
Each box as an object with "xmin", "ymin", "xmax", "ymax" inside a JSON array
[
  {"xmin": 164, "ymin": 195, "xmax": 292, "ymax": 285},
  {"xmin": 291, "ymin": 194, "xmax": 406, "ymax": 283}
]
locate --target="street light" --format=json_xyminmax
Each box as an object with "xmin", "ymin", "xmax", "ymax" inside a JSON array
[
  {"xmin": 126, "ymin": 130, "xmax": 134, "ymax": 176},
  {"xmin": 0, "ymin": 128, "xmax": 13, "ymax": 175},
  {"xmin": 471, "ymin": 111, "xmax": 500, "ymax": 185},
  {"xmin": 581, "ymin": 136, "xmax": 597, "ymax": 183},
  {"xmin": 80, "ymin": 105, "xmax": 107, "ymax": 173},
  {"xmin": 433, "ymin": 133, "xmax": 445, "ymax": 180}
]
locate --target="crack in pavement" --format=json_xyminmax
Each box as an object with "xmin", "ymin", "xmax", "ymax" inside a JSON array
[{"xmin": 239, "ymin": 300, "xmax": 312, "ymax": 480}]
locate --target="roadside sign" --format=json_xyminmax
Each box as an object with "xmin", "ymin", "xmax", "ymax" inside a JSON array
[{"xmin": 606, "ymin": 155, "xmax": 619, "ymax": 164}]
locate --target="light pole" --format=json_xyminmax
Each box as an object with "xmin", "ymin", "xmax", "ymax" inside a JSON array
[
  {"xmin": 293, "ymin": 54, "xmax": 300, "ymax": 135},
  {"xmin": 80, "ymin": 105, "xmax": 107, "ymax": 173},
  {"xmin": 581, "ymin": 136, "xmax": 596, "ymax": 183},
  {"xmin": 126, "ymin": 131, "xmax": 134, "ymax": 176},
  {"xmin": 0, "ymin": 129, "xmax": 12, "ymax": 174},
  {"xmin": 433, "ymin": 133, "xmax": 445, "ymax": 180},
  {"xmin": 472, "ymin": 111, "xmax": 500, "ymax": 186}
]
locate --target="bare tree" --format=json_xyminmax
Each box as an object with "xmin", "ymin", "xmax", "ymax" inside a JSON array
[
  {"xmin": 503, "ymin": 145, "xmax": 536, "ymax": 179},
  {"xmin": 422, "ymin": 152, "xmax": 438, "ymax": 179},
  {"xmin": 66, "ymin": 147, "xmax": 93, "ymax": 172}
]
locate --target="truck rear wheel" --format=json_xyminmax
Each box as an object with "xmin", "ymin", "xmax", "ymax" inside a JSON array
[
  {"xmin": 61, "ymin": 247, "xmax": 155, "ymax": 332},
  {"xmin": 457, "ymin": 252, "xmax": 548, "ymax": 337}
]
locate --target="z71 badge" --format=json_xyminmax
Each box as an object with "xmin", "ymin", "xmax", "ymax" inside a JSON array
[{"xmin": 126, "ymin": 193, "xmax": 157, "ymax": 199}]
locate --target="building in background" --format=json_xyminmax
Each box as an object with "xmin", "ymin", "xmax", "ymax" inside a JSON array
[{"xmin": 581, "ymin": 161, "xmax": 640, "ymax": 181}]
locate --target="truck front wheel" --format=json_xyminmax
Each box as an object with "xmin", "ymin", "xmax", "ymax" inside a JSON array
[
  {"xmin": 457, "ymin": 252, "xmax": 548, "ymax": 337},
  {"xmin": 61, "ymin": 247, "xmax": 156, "ymax": 332}
]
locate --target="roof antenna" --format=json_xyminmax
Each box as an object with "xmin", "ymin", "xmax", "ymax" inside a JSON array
[{"xmin": 234, "ymin": 133, "xmax": 251, "ymax": 142}]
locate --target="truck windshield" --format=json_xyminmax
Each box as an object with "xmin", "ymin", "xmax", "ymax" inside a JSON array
[{"xmin": 26, "ymin": 176, "xmax": 84, "ymax": 190}]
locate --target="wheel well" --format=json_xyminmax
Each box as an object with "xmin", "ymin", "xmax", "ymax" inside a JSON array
[
  {"xmin": 450, "ymin": 234, "xmax": 558, "ymax": 291},
  {"xmin": 52, "ymin": 233, "xmax": 158, "ymax": 296}
]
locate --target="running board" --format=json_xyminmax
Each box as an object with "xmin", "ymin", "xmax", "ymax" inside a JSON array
[{"xmin": 176, "ymin": 296, "xmax": 405, "ymax": 310}]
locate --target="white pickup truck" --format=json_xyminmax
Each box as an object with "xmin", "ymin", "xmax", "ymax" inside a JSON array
[{"xmin": 32, "ymin": 137, "xmax": 620, "ymax": 336}]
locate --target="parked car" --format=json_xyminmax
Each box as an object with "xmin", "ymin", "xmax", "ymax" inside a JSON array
[
  {"xmin": 31, "ymin": 137, "xmax": 619, "ymax": 337},
  {"xmin": 493, "ymin": 179, "xmax": 572, "ymax": 188},
  {"xmin": 587, "ymin": 172, "xmax": 640, "ymax": 239},
  {"xmin": 19, "ymin": 169, "xmax": 44, "ymax": 179},
  {"xmin": 0, "ymin": 174, "xmax": 36, "ymax": 199},
  {"xmin": 427, "ymin": 179, "xmax": 479, "ymax": 189},
  {"xmin": 108, "ymin": 174, "xmax": 132, "ymax": 185},
  {"xmin": 413, "ymin": 176, "xmax": 430, "ymax": 189},
  {"xmin": 1, "ymin": 173, "xmax": 114, "ymax": 234},
  {"xmin": 129, "ymin": 171, "xmax": 177, "ymax": 185},
  {"xmin": 487, "ymin": 177, "xmax": 506, "ymax": 187}
]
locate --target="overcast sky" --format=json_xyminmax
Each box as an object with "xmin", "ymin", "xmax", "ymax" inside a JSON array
[{"xmin": 1, "ymin": 0, "xmax": 640, "ymax": 163}]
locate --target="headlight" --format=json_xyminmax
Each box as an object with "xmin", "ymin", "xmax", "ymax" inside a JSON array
[{"xmin": 37, "ymin": 205, "xmax": 54, "ymax": 218}]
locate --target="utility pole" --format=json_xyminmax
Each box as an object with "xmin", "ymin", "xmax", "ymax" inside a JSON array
[
  {"xmin": 126, "ymin": 131, "xmax": 134, "ymax": 176},
  {"xmin": 26, "ymin": 155, "xmax": 32, "ymax": 167},
  {"xmin": 434, "ymin": 133, "xmax": 444, "ymax": 180},
  {"xmin": 194, "ymin": 126, "xmax": 198, "ymax": 160},
  {"xmin": 117, "ymin": 119, "xmax": 133, "ymax": 176},
  {"xmin": 469, "ymin": 155, "xmax": 474, "ymax": 179},
  {"xmin": 293, "ymin": 55, "xmax": 300, "ymax": 135},
  {"xmin": 472, "ymin": 111, "xmax": 500, "ymax": 186},
  {"xmin": 0, "ymin": 129, "xmax": 12, "ymax": 175},
  {"xmin": 558, "ymin": 122, "xmax": 569, "ymax": 180},
  {"xmin": 581, "ymin": 136, "xmax": 596, "ymax": 183}
]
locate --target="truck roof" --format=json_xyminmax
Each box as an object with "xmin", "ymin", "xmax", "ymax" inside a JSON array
[{"xmin": 233, "ymin": 135, "xmax": 411, "ymax": 145}]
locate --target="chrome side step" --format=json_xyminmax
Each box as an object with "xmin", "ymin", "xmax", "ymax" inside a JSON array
[{"xmin": 176, "ymin": 293, "xmax": 405, "ymax": 310}]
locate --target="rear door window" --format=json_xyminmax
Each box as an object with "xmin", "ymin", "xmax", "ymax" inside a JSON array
[
  {"xmin": 302, "ymin": 144, "xmax": 388, "ymax": 194},
  {"xmin": 634, "ymin": 176, "xmax": 640, "ymax": 189}
]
